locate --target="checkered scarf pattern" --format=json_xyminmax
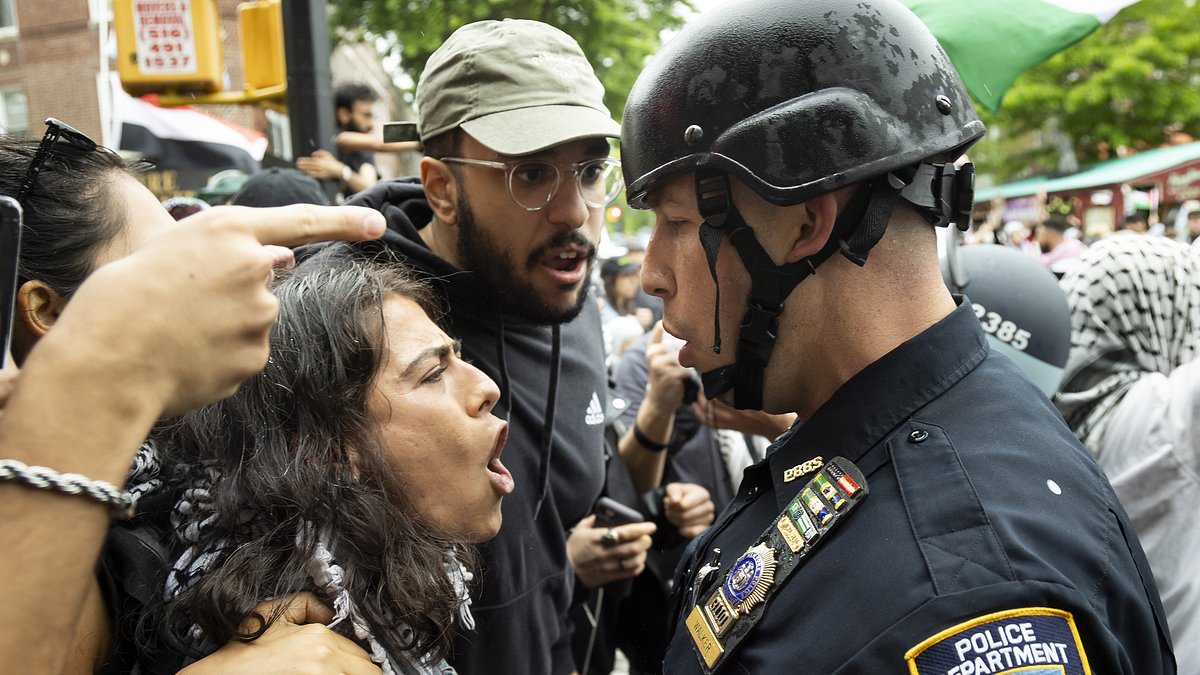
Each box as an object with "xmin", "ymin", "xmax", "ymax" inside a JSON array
[
  {"xmin": 1055, "ymin": 236, "xmax": 1200, "ymax": 451},
  {"xmin": 123, "ymin": 441, "xmax": 163, "ymax": 504},
  {"xmin": 164, "ymin": 466, "xmax": 469, "ymax": 675}
]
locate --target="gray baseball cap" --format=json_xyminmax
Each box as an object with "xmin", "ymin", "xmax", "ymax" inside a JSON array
[{"xmin": 384, "ymin": 19, "xmax": 620, "ymax": 156}]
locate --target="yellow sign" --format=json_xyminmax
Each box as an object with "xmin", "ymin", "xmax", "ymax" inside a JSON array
[{"xmin": 114, "ymin": 0, "xmax": 223, "ymax": 95}]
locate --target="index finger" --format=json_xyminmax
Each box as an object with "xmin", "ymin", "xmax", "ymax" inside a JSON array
[
  {"xmin": 215, "ymin": 204, "xmax": 386, "ymax": 248},
  {"xmin": 243, "ymin": 592, "xmax": 334, "ymax": 631},
  {"xmin": 279, "ymin": 591, "xmax": 335, "ymax": 625},
  {"xmin": 649, "ymin": 321, "xmax": 664, "ymax": 345}
]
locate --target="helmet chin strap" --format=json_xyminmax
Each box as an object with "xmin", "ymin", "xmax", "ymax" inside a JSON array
[{"xmin": 691, "ymin": 167, "xmax": 905, "ymax": 410}]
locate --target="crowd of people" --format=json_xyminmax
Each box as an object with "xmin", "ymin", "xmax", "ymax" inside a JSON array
[
  {"xmin": 966, "ymin": 204, "xmax": 1200, "ymax": 278},
  {"xmin": 0, "ymin": 1, "xmax": 1194, "ymax": 674}
]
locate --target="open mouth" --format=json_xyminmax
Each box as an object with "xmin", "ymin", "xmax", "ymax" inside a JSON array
[
  {"xmin": 536, "ymin": 243, "xmax": 590, "ymax": 286},
  {"xmin": 487, "ymin": 423, "xmax": 515, "ymax": 496}
]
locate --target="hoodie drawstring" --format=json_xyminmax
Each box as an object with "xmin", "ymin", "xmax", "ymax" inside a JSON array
[
  {"xmin": 495, "ymin": 315, "xmax": 512, "ymax": 423},
  {"xmin": 532, "ymin": 324, "xmax": 562, "ymax": 520}
]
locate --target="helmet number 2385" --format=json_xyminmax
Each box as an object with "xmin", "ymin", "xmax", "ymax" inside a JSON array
[{"xmin": 973, "ymin": 303, "xmax": 1030, "ymax": 351}]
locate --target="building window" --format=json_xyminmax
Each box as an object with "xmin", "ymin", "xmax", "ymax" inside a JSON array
[
  {"xmin": 0, "ymin": 88, "xmax": 28, "ymax": 135},
  {"xmin": 0, "ymin": 0, "xmax": 16, "ymax": 38}
]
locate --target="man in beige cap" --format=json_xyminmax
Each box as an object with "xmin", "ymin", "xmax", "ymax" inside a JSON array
[{"xmin": 347, "ymin": 19, "xmax": 657, "ymax": 674}]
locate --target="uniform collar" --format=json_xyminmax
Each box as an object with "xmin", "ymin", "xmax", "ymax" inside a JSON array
[{"xmin": 766, "ymin": 298, "xmax": 988, "ymax": 510}]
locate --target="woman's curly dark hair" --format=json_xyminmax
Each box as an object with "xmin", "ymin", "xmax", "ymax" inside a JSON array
[{"xmin": 149, "ymin": 248, "xmax": 473, "ymax": 664}]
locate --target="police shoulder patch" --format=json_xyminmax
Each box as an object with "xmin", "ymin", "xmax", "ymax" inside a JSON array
[{"xmin": 905, "ymin": 607, "xmax": 1092, "ymax": 675}]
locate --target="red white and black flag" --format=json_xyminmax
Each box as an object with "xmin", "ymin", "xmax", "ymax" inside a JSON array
[{"xmin": 112, "ymin": 84, "xmax": 266, "ymax": 190}]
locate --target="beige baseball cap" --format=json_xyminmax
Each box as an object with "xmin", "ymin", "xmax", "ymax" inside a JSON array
[{"xmin": 384, "ymin": 19, "xmax": 620, "ymax": 156}]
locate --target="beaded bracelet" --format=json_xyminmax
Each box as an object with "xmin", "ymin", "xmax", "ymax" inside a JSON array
[{"xmin": 0, "ymin": 459, "xmax": 135, "ymax": 519}]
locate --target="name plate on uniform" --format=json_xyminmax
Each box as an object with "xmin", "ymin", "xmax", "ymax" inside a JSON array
[
  {"xmin": 686, "ymin": 605, "xmax": 724, "ymax": 667},
  {"xmin": 686, "ymin": 456, "xmax": 869, "ymax": 673}
]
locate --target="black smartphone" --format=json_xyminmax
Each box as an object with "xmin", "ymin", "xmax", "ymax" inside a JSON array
[
  {"xmin": 593, "ymin": 496, "xmax": 644, "ymax": 528},
  {"xmin": 0, "ymin": 195, "xmax": 22, "ymax": 369},
  {"xmin": 382, "ymin": 122, "xmax": 419, "ymax": 144}
]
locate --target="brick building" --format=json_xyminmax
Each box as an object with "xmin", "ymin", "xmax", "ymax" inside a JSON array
[
  {"xmin": 0, "ymin": 0, "xmax": 413, "ymax": 192},
  {"xmin": 0, "ymin": 0, "xmax": 106, "ymax": 138},
  {"xmin": 0, "ymin": 0, "xmax": 266, "ymax": 141}
]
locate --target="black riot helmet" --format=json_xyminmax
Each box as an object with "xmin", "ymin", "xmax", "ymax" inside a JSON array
[
  {"xmin": 942, "ymin": 241, "xmax": 1071, "ymax": 397},
  {"xmin": 620, "ymin": 0, "xmax": 986, "ymax": 410}
]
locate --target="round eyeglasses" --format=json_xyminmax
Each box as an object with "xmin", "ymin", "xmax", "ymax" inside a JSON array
[{"xmin": 439, "ymin": 156, "xmax": 624, "ymax": 212}]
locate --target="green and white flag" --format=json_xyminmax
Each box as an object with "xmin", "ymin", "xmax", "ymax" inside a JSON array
[{"xmin": 903, "ymin": 0, "xmax": 1141, "ymax": 111}]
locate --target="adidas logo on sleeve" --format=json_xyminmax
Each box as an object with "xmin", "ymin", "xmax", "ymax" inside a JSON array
[{"xmin": 585, "ymin": 392, "xmax": 605, "ymax": 426}]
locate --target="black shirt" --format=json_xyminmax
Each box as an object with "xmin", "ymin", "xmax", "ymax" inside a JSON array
[
  {"xmin": 663, "ymin": 300, "xmax": 1174, "ymax": 674},
  {"xmin": 338, "ymin": 148, "xmax": 375, "ymax": 174}
]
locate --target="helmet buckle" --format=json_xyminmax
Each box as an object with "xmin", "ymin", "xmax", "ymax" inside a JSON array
[
  {"xmin": 933, "ymin": 163, "xmax": 976, "ymax": 232},
  {"xmin": 740, "ymin": 301, "xmax": 782, "ymax": 352}
]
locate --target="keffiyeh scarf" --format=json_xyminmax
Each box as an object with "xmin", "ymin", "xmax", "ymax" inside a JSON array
[
  {"xmin": 1055, "ymin": 236, "xmax": 1200, "ymax": 451},
  {"xmin": 164, "ymin": 468, "xmax": 471, "ymax": 675}
]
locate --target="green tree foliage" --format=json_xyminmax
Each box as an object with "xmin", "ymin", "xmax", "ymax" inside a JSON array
[
  {"xmin": 972, "ymin": 0, "xmax": 1200, "ymax": 183},
  {"xmin": 330, "ymin": 0, "xmax": 692, "ymax": 118}
]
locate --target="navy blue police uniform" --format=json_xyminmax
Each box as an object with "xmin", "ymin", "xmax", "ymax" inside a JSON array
[{"xmin": 663, "ymin": 300, "xmax": 1175, "ymax": 674}]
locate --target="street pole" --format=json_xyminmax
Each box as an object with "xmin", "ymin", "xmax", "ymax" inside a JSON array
[{"xmin": 282, "ymin": 0, "xmax": 339, "ymax": 201}]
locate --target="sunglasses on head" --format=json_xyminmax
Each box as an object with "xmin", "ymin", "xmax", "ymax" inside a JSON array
[{"xmin": 16, "ymin": 118, "xmax": 99, "ymax": 204}]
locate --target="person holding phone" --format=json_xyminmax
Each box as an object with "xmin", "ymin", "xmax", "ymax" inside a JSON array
[{"xmin": 0, "ymin": 197, "xmax": 20, "ymax": 368}]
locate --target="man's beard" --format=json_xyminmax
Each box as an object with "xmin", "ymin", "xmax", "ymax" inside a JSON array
[{"xmin": 456, "ymin": 192, "xmax": 594, "ymax": 325}]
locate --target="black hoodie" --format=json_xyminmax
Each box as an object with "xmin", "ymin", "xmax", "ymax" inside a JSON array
[{"xmin": 349, "ymin": 179, "xmax": 607, "ymax": 674}]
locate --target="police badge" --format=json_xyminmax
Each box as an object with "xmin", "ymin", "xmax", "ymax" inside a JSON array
[
  {"xmin": 723, "ymin": 543, "xmax": 776, "ymax": 615},
  {"xmin": 685, "ymin": 457, "xmax": 870, "ymax": 673}
]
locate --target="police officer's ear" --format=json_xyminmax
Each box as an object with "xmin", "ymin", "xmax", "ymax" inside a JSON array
[
  {"xmin": 732, "ymin": 181, "xmax": 841, "ymax": 266},
  {"xmin": 420, "ymin": 157, "xmax": 461, "ymax": 227},
  {"xmin": 784, "ymin": 191, "xmax": 840, "ymax": 264}
]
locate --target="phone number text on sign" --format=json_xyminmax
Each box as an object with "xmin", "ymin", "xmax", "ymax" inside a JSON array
[{"xmin": 133, "ymin": 0, "xmax": 197, "ymax": 74}]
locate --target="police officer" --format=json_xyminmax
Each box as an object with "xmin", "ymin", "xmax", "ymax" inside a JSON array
[{"xmin": 619, "ymin": 0, "xmax": 1176, "ymax": 672}]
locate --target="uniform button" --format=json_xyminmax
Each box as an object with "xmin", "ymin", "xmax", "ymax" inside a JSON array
[{"xmin": 909, "ymin": 429, "xmax": 929, "ymax": 443}]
